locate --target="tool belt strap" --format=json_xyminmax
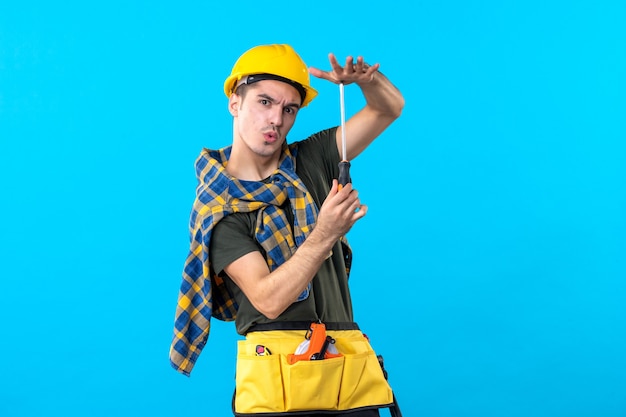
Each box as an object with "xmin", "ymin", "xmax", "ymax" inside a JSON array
[{"xmin": 246, "ymin": 321, "xmax": 360, "ymax": 333}]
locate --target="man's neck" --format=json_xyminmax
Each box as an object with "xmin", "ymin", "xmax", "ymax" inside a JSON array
[{"xmin": 225, "ymin": 144, "xmax": 282, "ymax": 181}]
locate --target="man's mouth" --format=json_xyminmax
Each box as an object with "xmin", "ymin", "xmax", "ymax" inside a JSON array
[{"xmin": 263, "ymin": 131, "xmax": 278, "ymax": 143}]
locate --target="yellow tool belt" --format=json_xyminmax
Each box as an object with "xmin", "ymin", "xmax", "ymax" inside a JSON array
[{"xmin": 234, "ymin": 323, "xmax": 394, "ymax": 415}]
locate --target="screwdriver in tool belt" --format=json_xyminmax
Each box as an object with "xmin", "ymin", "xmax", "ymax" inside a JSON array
[{"xmin": 338, "ymin": 82, "xmax": 351, "ymax": 190}]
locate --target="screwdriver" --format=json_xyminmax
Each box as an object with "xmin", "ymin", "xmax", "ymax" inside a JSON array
[{"xmin": 338, "ymin": 82, "xmax": 351, "ymax": 189}]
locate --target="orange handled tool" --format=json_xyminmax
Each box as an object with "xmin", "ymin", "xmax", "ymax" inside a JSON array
[
  {"xmin": 338, "ymin": 82, "xmax": 351, "ymax": 189},
  {"xmin": 287, "ymin": 322, "xmax": 342, "ymax": 364}
]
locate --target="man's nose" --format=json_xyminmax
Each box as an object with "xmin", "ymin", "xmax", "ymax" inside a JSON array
[{"xmin": 269, "ymin": 107, "xmax": 283, "ymax": 126}]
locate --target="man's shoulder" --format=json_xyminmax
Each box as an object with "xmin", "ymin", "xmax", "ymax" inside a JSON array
[
  {"xmin": 291, "ymin": 127, "xmax": 338, "ymax": 164},
  {"xmin": 291, "ymin": 127, "xmax": 336, "ymax": 150}
]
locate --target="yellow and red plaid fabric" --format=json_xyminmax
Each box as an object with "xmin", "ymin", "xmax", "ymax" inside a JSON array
[{"xmin": 170, "ymin": 144, "xmax": 321, "ymax": 376}]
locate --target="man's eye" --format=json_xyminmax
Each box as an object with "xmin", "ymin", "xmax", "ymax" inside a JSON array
[{"xmin": 260, "ymin": 99, "xmax": 269, "ymax": 105}]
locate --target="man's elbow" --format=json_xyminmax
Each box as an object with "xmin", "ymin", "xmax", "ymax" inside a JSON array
[
  {"xmin": 390, "ymin": 95, "xmax": 405, "ymax": 119},
  {"xmin": 379, "ymin": 101, "xmax": 404, "ymax": 126},
  {"xmin": 376, "ymin": 96, "xmax": 405, "ymax": 122},
  {"xmin": 262, "ymin": 310, "xmax": 281, "ymax": 320},
  {"xmin": 253, "ymin": 298, "xmax": 286, "ymax": 320}
]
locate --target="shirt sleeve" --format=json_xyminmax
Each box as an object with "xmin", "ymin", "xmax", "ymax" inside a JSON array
[{"xmin": 209, "ymin": 212, "xmax": 262, "ymax": 275}]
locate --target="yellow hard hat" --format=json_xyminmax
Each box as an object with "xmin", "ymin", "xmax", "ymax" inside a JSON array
[{"xmin": 224, "ymin": 44, "xmax": 318, "ymax": 107}]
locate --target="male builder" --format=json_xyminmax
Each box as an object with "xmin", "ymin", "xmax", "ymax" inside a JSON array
[{"xmin": 170, "ymin": 44, "xmax": 404, "ymax": 416}]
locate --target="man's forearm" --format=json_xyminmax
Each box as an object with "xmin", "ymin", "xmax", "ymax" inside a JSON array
[
  {"xmin": 251, "ymin": 226, "xmax": 337, "ymax": 319},
  {"xmin": 342, "ymin": 71, "xmax": 405, "ymax": 161},
  {"xmin": 225, "ymin": 181, "xmax": 363, "ymax": 320},
  {"xmin": 358, "ymin": 70, "xmax": 405, "ymax": 119}
]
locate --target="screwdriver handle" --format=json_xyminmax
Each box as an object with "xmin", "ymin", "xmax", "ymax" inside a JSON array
[{"xmin": 338, "ymin": 160, "xmax": 351, "ymax": 189}]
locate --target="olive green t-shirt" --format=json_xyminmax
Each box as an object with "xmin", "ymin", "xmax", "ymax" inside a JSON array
[{"xmin": 210, "ymin": 127, "xmax": 354, "ymax": 335}]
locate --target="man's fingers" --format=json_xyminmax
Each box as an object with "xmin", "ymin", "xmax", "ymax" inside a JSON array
[
  {"xmin": 353, "ymin": 204, "xmax": 368, "ymax": 220},
  {"xmin": 344, "ymin": 56, "xmax": 355, "ymax": 74},
  {"xmin": 329, "ymin": 178, "xmax": 339, "ymax": 193},
  {"xmin": 334, "ymin": 183, "xmax": 357, "ymax": 204}
]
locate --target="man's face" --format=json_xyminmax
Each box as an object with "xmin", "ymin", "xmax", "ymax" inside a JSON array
[{"xmin": 231, "ymin": 79, "xmax": 302, "ymax": 159}]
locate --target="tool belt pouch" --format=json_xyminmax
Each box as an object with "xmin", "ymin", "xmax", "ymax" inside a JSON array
[{"xmin": 233, "ymin": 329, "xmax": 394, "ymax": 416}]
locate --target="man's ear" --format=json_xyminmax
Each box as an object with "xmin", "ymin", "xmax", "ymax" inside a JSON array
[{"xmin": 228, "ymin": 94, "xmax": 240, "ymax": 116}]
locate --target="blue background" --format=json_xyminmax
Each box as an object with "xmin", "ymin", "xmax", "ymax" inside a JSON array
[{"xmin": 1, "ymin": 1, "xmax": 625, "ymax": 416}]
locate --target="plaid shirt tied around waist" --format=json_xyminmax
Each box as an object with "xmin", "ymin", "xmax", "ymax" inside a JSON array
[{"xmin": 170, "ymin": 144, "xmax": 327, "ymax": 376}]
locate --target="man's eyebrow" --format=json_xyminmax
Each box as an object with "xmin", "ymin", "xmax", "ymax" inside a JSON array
[
  {"xmin": 257, "ymin": 93, "xmax": 276, "ymax": 103},
  {"xmin": 257, "ymin": 93, "xmax": 301, "ymax": 110}
]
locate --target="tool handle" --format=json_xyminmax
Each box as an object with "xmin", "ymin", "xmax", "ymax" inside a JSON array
[
  {"xmin": 338, "ymin": 160, "xmax": 351, "ymax": 189},
  {"xmin": 287, "ymin": 323, "xmax": 342, "ymax": 364},
  {"xmin": 311, "ymin": 336, "xmax": 333, "ymax": 360}
]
